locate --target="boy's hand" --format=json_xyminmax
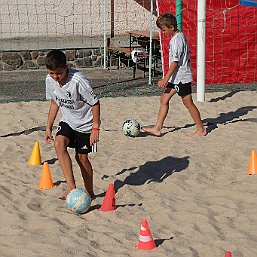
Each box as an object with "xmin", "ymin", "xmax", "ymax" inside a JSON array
[
  {"xmin": 158, "ymin": 79, "xmax": 168, "ymax": 88},
  {"xmin": 44, "ymin": 128, "xmax": 54, "ymax": 143},
  {"xmin": 90, "ymin": 129, "xmax": 99, "ymax": 146}
]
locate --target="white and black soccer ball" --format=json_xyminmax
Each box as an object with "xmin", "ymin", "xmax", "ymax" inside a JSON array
[{"xmin": 122, "ymin": 119, "xmax": 141, "ymax": 137}]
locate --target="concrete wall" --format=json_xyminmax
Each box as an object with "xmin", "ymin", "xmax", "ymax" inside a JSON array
[{"xmin": 0, "ymin": 48, "xmax": 103, "ymax": 71}]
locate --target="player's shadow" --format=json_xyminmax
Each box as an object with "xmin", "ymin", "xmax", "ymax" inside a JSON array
[
  {"xmin": 0, "ymin": 125, "xmax": 57, "ymax": 137},
  {"xmin": 204, "ymin": 105, "xmax": 257, "ymax": 133},
  {"xmin": 88, "ymin": 204, "xmax": 101, "ymax": 212},
  {"xmin": 155, "ymin": 237, "xmax": 173, "ymax": 247},
  {"xmin": 111, "ymin": 155, "xmax": 189, "ymax": 193},
  {"xmin": 44, "ymin": 157, "xmax": 58, "ymax": 164},
  {"xmin": 137, "ymin": 131, "xmax": 154, "ymax": 137},
  {"xmin": 88, "ymin": 202, "xmax": 143, "ymax": 212},
  {"xmin": 209, "ymin": 90, "xmax": 240, "ymax": 102},
  {"xmin": 159, "ymin": 105, "xmax": 257, "ymax": 136},
  {"xmin": 53, "ymin": 180, "xmax": 66, "ymax": 187}
]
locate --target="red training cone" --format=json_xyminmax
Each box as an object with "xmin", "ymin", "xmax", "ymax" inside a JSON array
[
  {"xmin": 99, "ymin": 183, "xmax": 116, "ymax": 212},
  {"xmin": 135, "ymin": 219, "xmax": 156, "ymax": 250},
  {"xmin": 224, "ymin": 251, "xmax": 232, "ymax": 257}
]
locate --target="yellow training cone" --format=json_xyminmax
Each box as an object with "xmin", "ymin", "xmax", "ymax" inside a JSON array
[
  {"xmin": 39, "ymin": 162, "xmax": 54, "ymax": 189},
  {"xmin": 28, "ymin": 141, "xmax": 42, "ymax": 165}
]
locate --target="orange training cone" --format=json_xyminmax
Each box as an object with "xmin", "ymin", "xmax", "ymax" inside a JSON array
[
  {"xmin": 39, "ymin": 162, "xmax": 54, "ymax": 189},
  {"xmin": 28, "ymin": 141, "xmax": 42, "ymax": 165},
  {"xmin": 99, "ymin": 183, "xmax": 116, "ymax": 211},
  {"xmin": 248, "ymin": 149, "xmax": 257, "ymax": 175},
  {"xmin": 224, "ymin": 251, "xmax": 232, "ymax": 257},
  {"xmin": 135, "ymin": 219, "xmax": 156, "ymax": 250}
]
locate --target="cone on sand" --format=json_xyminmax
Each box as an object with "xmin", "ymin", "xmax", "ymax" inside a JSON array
[
  {"xmin": 248, "ymin": 149, "xmax": 257, "ymax": 175},
  {"xmin": 99, "ymin": 183, "xmax": 116, "ymax": 211},
  {"xmin": 135, "ymin": 219, "xmax": 156, "ymax": 250},
  {"xmin": 39, "ymin": 162, "xmax": 54, "ymax": 189},
  {"xmin": 224, "ymin": 251, "xmax": 232, "ymax": 257},
  {"xmin": 28, "ymin": 141, "xmax": 42, "ymax": 165}
]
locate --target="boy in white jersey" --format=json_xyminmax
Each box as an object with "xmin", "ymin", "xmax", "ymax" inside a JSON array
[
  {"xmin": 142, "ymin": 13, "xmax": 207, "ymax": 137},
  {"xmin": 44, "ymin": 50, "xmax": 100, "ymax": 200}
]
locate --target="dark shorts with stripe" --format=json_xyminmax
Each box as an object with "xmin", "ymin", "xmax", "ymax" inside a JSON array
[
  {"xmin": 56, "ymin": 121, "xmax": 91, "ymax": 154},
  {"xmin": 166, "ymin": 82, "xmax": 192, "ymax": 96}
]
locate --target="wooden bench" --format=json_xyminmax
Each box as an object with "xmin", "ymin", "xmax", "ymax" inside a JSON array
[
  {"xmin": 106, "ymin": 47, "xmax": 133, "ymax": 56},
  {"xmin": 106, "ymin": 47, "xmax": 148, "ymax": 78},
  {"xmin": 127, "ymin": 30, "xmax": 161, "ymax": 75},
  {"xmin": 127, "ymin": 30, "xmax": 159, "ymax": 40}
]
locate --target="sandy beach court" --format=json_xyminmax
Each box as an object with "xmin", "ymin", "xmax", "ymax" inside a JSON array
[{"xmin": 0, "ymin": 90, "xmax": 257, "ymax": 257}]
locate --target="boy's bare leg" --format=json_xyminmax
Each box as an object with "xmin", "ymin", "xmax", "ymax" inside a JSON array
[
  {"xmin": 181, "ymin": 94, "xmax": 207, "ymax": 137},
  {"xmin": 142, "ymin": 88, "xmax": 176, "ymax": 136},
  {"xmin": 54, "ymin": 135, "xmax": 76, "ymax": 200},
  {"xmin": 75, "ymin": 153, "xmax": 94, "ymax": 198}
]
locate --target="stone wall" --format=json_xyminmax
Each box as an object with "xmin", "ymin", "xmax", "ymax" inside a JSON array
[{"xmin": 0, "ymin": 48, "xmax": 103, "ymax": 71}]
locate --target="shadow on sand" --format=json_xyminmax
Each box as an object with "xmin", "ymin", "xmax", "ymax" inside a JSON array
[
  {"xmin": 143, "ymin": 105, "xmax": 257, "ymax": 136},
  {"xmin": 102, "ymin": 155, "xmax": 189, "ymax": 193}
]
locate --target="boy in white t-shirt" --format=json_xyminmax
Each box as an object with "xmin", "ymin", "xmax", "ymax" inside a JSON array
[
  {"xmin": 44, "ymin": 50, "xmax": 100, "ymax": 200},
  {"xmin": 142, "ymin": 13, "xmax": 207, "ymax": 137}
]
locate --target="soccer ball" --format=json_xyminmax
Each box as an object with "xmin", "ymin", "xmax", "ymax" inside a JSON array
[
  {"xmin": 66, "ymin": 188, "xmax": 91, "ymax": 214},
  {"xmin": 122, "ymin": 119, "xmax": 141, "ymax": 137}
]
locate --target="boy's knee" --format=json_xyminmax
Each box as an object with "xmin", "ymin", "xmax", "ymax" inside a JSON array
[
  {"xmin": 182, "ymin": 95, "xmax": 193, "ymax": 108},
  {"xmin": 76, "ymin": 153, "xmax": 89, "ymax": 163},
  {"xmin": 182, "ymin": 100, "xmax": 190, "ymax": 109},
  {"xmin": 54, "ymin": 139, "xmax": 66, "ymax": 153},
  {"xmin": 160, "ymin": 97, "xmax": 169, "ymax": 106}
]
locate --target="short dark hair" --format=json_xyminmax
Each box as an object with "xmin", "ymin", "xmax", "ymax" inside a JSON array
[
  {"xmin": 45, "ymin": 50, "xmax": 67, "ymax": 69},
  {"xmin": 156, "ymin": 13, "xmax": 177, "ymax": 30}
]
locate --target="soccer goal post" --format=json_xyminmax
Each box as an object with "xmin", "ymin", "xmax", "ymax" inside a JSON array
[{"xmin": 197, "ymin": 0, "xmax": 206, "ymax": 102}]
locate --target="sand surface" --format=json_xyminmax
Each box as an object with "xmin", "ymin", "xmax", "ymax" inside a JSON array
[{"xmin": 0, "ymin": 91, "xmax": 257, "ymax": 257}]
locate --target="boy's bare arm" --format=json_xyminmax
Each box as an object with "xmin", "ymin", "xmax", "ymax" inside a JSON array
[
  {"xmin": 90, "ymin": 101, "xmax": 100, "ymax": 145},
  {"xmin": 92, "ymin": 101, "xmax": 100, "ymax": 129},
  {"xmin": 158, "ymin": 61, "xmax": 178, "ymax": 88},
  {"xmin": 45, "ymin": 100, "xmax": 59, "ymax": 142}
]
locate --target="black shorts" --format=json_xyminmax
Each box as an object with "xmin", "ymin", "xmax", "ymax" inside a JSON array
[
  {"xmin": 166, "ymin": 82, "xmax": 192, "ymax": 96},
  {"xmin": 56, "ymin": 121, "xmax": 92, "ymax": 154}
]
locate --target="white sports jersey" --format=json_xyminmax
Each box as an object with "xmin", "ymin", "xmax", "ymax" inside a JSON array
[
  {"xmin": 168, "ymin": 32, "xmax": 193, "ymax": 84},
  {"xmin": 46, "ymin": 69, "xmax": 99, "ymax": 133}
]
